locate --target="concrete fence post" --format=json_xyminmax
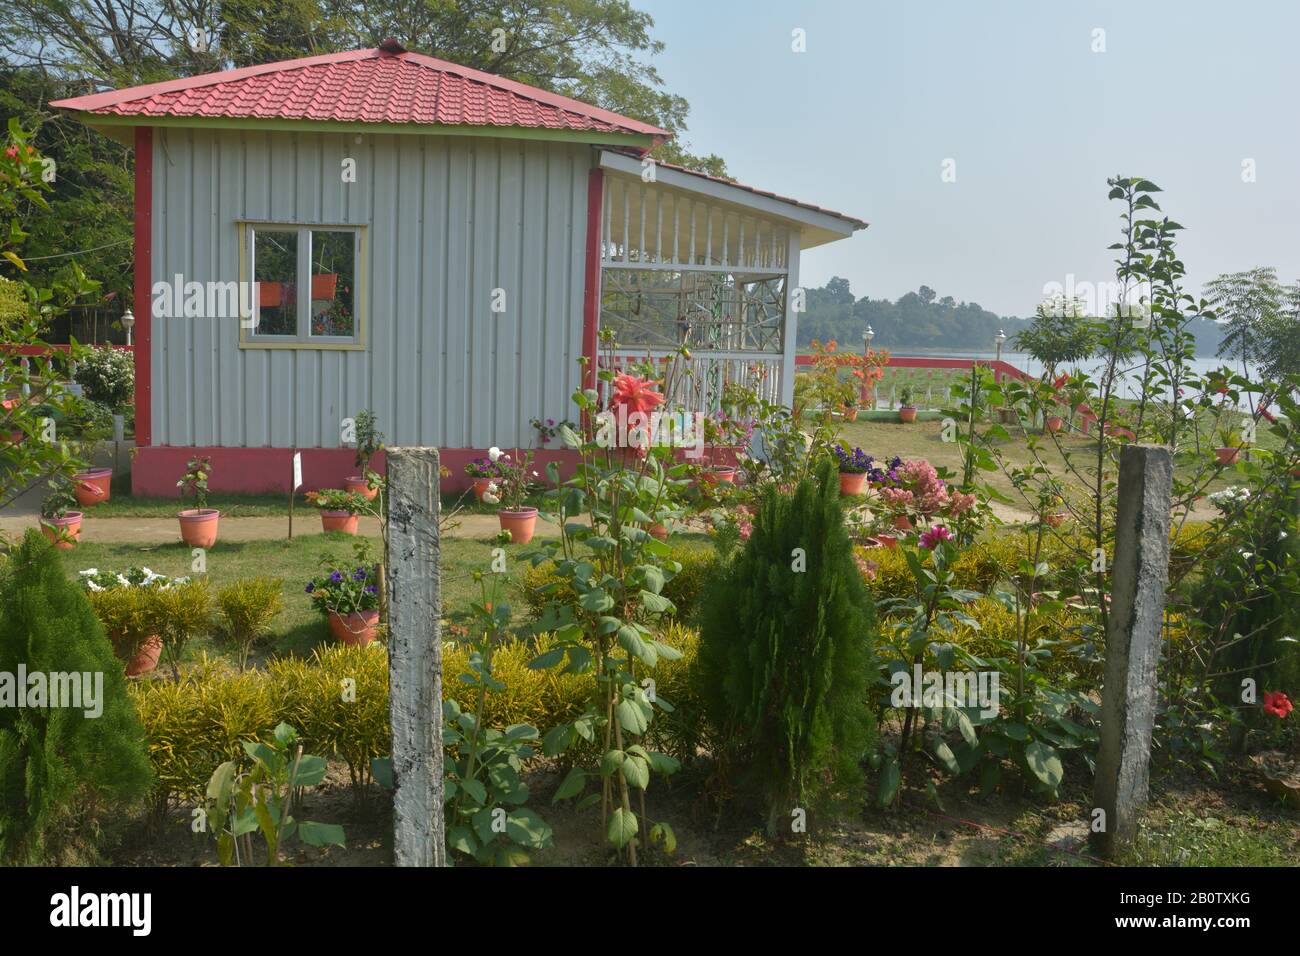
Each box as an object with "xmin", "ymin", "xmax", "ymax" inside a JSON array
[
  {"xmin": 385, "ymin": 447, "xmax": 445, "ymax": 866},
  {"xmin": 1091, "ymin": 443, "xmax": 1174, "ymax": 857}
]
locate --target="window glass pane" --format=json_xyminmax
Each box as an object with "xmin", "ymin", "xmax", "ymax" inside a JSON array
[
  {"xmin": 252, "ymin": 229, "xmax": 298, "ymax": 335},
  {"xmin": 309, "ymin": 230, "xmax": 355, "ymax": 337}
]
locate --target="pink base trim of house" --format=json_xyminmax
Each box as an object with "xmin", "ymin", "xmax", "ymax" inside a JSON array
[{"xmin": 130, "ymin": 446, "xmax": 581, "ymax": 497}]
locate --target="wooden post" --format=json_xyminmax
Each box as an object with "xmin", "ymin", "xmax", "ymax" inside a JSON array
[
  {"xmin": 385, "ymin": 447, "xmax": 445, "ymax": 867},
  {"xmin": 1091, "ymin": 444, "xmax": 1173, "ymax": 857}
]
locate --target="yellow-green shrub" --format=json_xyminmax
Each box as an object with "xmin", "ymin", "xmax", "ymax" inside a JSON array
[
  {"xmin": 267, "ymin": 643, "xmax": 389, "ymax": 786},
  {"xmin": 129, "ymin": 655, "xmax": 276, "ymax": 803},
  {"xmin": 857, "ymin": 536, "xmax": 1018, "ymax": 600},
  {"xmin": 442, "ymin": 632, "xmax": 593, "ymax": 733},
  {"xmin": 213, "ymin": 576, "xmax": 284, "ymax": 670}
]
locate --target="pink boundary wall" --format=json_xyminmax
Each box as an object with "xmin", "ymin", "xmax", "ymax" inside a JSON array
[{"xmin": 131, "ymin": 446, "xmax": 582, "ymax": 497}]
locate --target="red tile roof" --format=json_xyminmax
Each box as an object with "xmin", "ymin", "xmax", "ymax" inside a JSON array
[{"xmin": 51, "ymin": 43, "xmax": 669, "ymax": 145}]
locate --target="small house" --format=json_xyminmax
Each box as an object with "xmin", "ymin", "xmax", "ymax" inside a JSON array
[{"xmin": 52, "ymin": 40, "xmax": 865, "ymax": 493}]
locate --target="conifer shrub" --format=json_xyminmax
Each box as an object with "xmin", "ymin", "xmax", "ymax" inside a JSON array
[
  {"xmin": 698, "ymin": 458, "xmax": 877, "ymax": 836},
  {"xmin": 0, "ymin": 531, "xmax": 153, "ymax": 863}
]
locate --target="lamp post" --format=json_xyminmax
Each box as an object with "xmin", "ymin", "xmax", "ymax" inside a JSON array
[
  {"xmin": 861, "ymin": 325, "xmax": 875, "ymax": 408},
  {"xmin": 121, "ymin": 308, "xmax": 135, "ymax": 347}
]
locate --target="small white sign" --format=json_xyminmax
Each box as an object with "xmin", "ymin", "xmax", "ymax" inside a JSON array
[{"xmin": 292, "ymin": 452, "xmax": 303, "ymax": 491}]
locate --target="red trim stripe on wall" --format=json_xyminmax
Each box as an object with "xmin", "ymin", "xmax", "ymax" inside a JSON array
[
  {"xmin": 133, "ymin": 126, "xmax": 152, "ymax": 447},
  {"xmin": 581, "ymin": 167, "xmax": 603, "ymax": 392}
]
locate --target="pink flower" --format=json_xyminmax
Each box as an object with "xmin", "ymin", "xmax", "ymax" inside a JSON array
[
  {"xmin": 918, "ymin": 525, "xmax": 953, "ymax": 550},
  {"xmin": 610, "ymin": 373, "xmax": 664, "ymax": 416},
  {"xmin": 1263, "ymin": 691, "xmax": 1293, "ymax": 718}
]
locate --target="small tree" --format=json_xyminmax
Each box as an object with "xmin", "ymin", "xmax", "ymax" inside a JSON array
[
  {"xmin": 1014, "ymin": 296, "xmax": 1099, "ymax": 381},
  {"xmin": 698, "ymin": 457, "xmax": 877, "ymax": 836},
  {"xmin": 214, "ymin": 577, "xmax": 284, "ymax": 671},
  {"xmin": 0, "ymin": 531, "xmax": 153, "ymax": 863}
]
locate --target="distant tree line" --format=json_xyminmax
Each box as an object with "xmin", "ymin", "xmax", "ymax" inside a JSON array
[{"xmin": 796, "ymin": 277, "xmax": 1228, "ymax": 355}]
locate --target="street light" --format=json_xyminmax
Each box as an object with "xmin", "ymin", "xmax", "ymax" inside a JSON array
[
  {"xmin": 995, "ymin": 328, "xmax": 1006, "ymax": 363},
  {"xmin": 861, "ymin": 325, "xmax": 876, "ymax": 408},
  {"xmin": 121, "ymin": 308, "xmax": 135, "ymax": 346}
]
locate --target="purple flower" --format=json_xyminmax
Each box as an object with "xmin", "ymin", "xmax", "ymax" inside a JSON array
[
  {"xmin": 365, "ymin": 584, "xmax": 378, "ymax": 595},
  {"xmin": 305, "ymin": 582, "xmax": 315, "ymax": 593},
  {"xmin": 330, "ymin": 571, "xmax": 343, "ymax": 583},
  {"xmin": 353, "ymin": 567, "xmax": 368, "ymax": 581}
]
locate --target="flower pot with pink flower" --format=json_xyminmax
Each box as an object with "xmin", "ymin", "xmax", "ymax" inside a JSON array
[
  {"xmin": 465, "ymin": 455, "xmax": 504, "ymax": 500},
  {"xmin": 40, "ymin": 485, "xmax": 82, "ymax": 550},
  {"xmin": 489, "ymin": 446, "xmax": 542, "ymax": 543}
]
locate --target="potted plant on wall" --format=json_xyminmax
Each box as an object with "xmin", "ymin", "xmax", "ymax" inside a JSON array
[
  {"xmin": 177, "ymin": 455, "xmax": 220, "ymax": 547},
  {"xmin": 40, "ymin": 483, "xmax": 83, "ymax": 550},
  {"xmin": 306, "ymin": 548, "xmax": 381, "ymax": 645},
  {"xmin": 306, "ymin": 488, "xmax": 369, "ymax": 534},
  {"xmin": 897, "ymin": 383, "xmax": 918, "ymax": 423},
  {"xmin": 344, "ymin": 409, "xmax": 383, "ymax": 501},
  {"xmin": 488, "ymin": 447, "xmax": 539, "ymax": 544}
]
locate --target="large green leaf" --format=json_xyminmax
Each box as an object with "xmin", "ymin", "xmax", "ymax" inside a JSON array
[
  {"xmin": 608, "ymin": 807, "xmax": 639, "ymax": 848},
  {"xmin": 298, "ymin": 820, "xmax": 346, "ymax": 849},
  {"xmin": 615, "ymin": 697, "xmax": 650, "ymax": 735},
  {"xmin": 878, "ymin": 757, "xmax": 901, "ymax": 808},
  {"xmin": 1024, "ymin": 739, "xmax": 1064, "ymax": 789}
]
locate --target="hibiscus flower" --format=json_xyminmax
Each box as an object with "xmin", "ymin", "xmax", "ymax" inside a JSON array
[
  {"xmin": 610, "ymin": 373, "xmax": 664, "ymax": 416},
  {"xmin": 918, "ymin": 525, "xmax": 953, "ymax": 550},
  {"xmin": 1263, "ymin": 691, "xmax": 1293, "ymax": 718}
]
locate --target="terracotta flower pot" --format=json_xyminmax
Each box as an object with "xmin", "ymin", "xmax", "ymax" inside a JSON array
[
  {"xmin": 702, "ymin": 466, "xmax": 737, "ymax": 485},
  {"xmin": 472, "ymin": 477, "xmax": 493, "ymax": 502},
  {"xmin": 839, "ymin": 472, "xmax": 867, "ymax": 497},
  {"xmin": 72, "ymin": 468, "xmax": 112, "ymax": 507},
  {"xmin": 843, "ymin": 407, "xmax": 859, "ymax": 423},
  {"xmin": 499, "ymin": 506, "xmax": 539, "ymax": 544},
  {"xmin": 178, "ymin": 508, "xmax": 221, "ymax": 547},
  {"xmin": 898, "ymin": 406, "xmax": 918, "ymax": 423},
  {"xmin": 344, "ymin": 475, "xmax": 378, "ymax": 501},
  {"xmin": 124, "ymin": 635, "xmax": 162, "ymax": 677},
  {"xmin": 648, "ymin": 522, "xmax": 669, "ymax": 541},
  {"xmin": 1045, "ymin": 415, "xmax": 1064, "ymax": 434},
  {"xmin": 320, "ymin": 510, "xmax": 360, "ymax": 534},
  {"xmin": 873, "ymin": 534, "xmax": 899, "ymax": 549},
  {"xmin": 1215, "ymin": 447, "xmax": 1240, "ymax": 465},
  {"xmin": 893, "ymin": 514, "xmax": 914, "ymax": 531},
  {"xmin": 40, "ymin": 512, "xmax": 83, "ymax": 550},
  {"xmin": 328, "ymin": 609, "xmax": 380, "ymax": 646},
  {"xmin": 1044, "ymin": 511, "xmax": 1068, "ymax": 528}
]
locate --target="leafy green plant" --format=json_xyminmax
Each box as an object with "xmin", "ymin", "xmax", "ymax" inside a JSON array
[
  {"xmin": 177, "ymin": 455, "xmax": 212, "ymax": 511},
  {"xmin": 0, "ymin": 531, "xmax": 153, "ymax": 863},
  {"xmin": 352, "ymin": 408, "xmax": 383, "ymax": 474},
  {"xmin": 202, "ymin": 721, "xmax": 345, "ymax": 866},
  {"xmin": 213, "ymin": 577, "xmax": 284, "ymax": 671},
  {"xmin": 40, "ymin": 482, "xmax": 79, "ymax": 519},
  {"xmin": 698, "ymin": 457, "xmax": 877, "ymax": 836},
  {"xmin": 153, "ymin": 578, "xmax": 212, "ymax": 680},
  {"xmin": 443, "ymin": 571, "xmax": 553, "ymax": 864},
  {"xmin": 305, "ymin": 487, "xmax": 369, "ymax": 513}
]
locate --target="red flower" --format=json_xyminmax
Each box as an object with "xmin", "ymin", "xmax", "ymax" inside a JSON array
[
  {"xmin": 1263, "ymin": 691, "xmax": 1293, "ymax": 718},
  {"xmin": 1053, "ymin": 374, "xmax": 1068, "ymax": 390},
  {"xmin": 4, "ymin": 145, "xmax": 17, "ymax": 160},
  {"xmin": 918, "ymin": 525, "xmax": 953, "ymax": 550},
  {"xmin": 1261, "ymin": 408, "xmax": 1278, "ymax": 424},
  {"xmin": 610, "ymin": 373, "xmax": 664, "ymax": 416}
]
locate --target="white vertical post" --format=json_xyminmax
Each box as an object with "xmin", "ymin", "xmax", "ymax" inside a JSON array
[{"xmin": 780, "ymin": 230, "xmax": 802, "ymax": 408}]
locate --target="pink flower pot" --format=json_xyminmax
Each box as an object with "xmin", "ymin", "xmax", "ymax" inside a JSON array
[
  {"xmin": 40, "ymin": 512, "xmax": 83, "ymax": 550},
  {"xmin": 124, "ymin": 635, "xmax": 162, "ymax": 677},
  {"xmin": 321, "ymin": 510, "xmax": 359, "ymax": 534},
  {"xmin": 702, "ymin": 467, "xmax": 737, "ymax": 485},
  {"xmin": 344, "ymin": 476, "xmax": 378, "ymax": 501},
  {"xmin": 873, "ymin": 534, "xmax": 899, "ymax": 549},
  {"xmin": 499, "ymin": 507, "xmax": 539, "ymax": 544},
  {"xmin": 472, "ymin": 477, "xmax": 493, "ymax": 502},
  {"xmin": 1044, "ymin": 511, "xmax": 1068, "ymax": 528},
  {"xmin": 1215, "ymin": 447, "xmax": 1240, "ymax": 465},
  {"xmin": 839, "ymin": 472, "xmax": 867, "ymax": 496},
  {"xmin": 893, "ymin": 514, "xmax": 914, "ymax": 531},
  {"xmin": 72, "ymin": 468, "xmax": 112, "ymax": 507},
  {"xmin": 898, "ymin": 406, "xmax": 918, "ymax": 424},
  {"xmin": 843, "ymin": 407, "xmax": 859, "ymax": 423},
  {"xmin": 648, "ymin": 522, "xmax": 669, "ymax": 541},
  {"xmin": 1045, "ymin": 415, "xmax": 1064, "ymax": 434},
  {"xmin": 178, "ymin": 509, "xmax": 220, "ymax": 547},
  {"xmin": 328, "ymin": 609, "xmax": 380, "ymax": 646}
]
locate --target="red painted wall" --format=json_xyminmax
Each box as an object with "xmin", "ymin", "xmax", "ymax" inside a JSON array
[{"xmin": 131, "ymin": 446, "xmax": 581, "ymax": 497}]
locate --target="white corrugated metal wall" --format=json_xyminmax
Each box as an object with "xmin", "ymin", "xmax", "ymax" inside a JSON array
[{"xmin": 150, "ymin": 127, "xmax": 590, "ymax": 450}]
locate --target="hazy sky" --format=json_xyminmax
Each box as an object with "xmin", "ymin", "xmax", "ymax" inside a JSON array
[{"xmin": 638, "ymin": 0, "xmax": 1300, "ymax": 318}]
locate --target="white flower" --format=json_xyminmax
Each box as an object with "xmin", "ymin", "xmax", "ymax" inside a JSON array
[
  {"xmin": 482, "ymin": 492, "xmax": 500, "ymax": 505},
  {"xmin": 86, "ymin": 581, "xmax": 103, "ymax": 592},
  {"xmin": 488, "ymin": 446, "xmax": 502, "ymax": 462}
]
